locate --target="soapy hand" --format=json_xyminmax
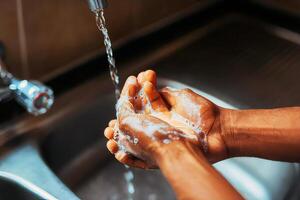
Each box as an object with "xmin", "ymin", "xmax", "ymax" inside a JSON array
[
  {"xmin": 104, "ymin": 70, "xmax": 227, "ymax": 168},
  {"xmin": 160, "ymin": 87, "xmax": 228, "ymax": 162},
  {"xmin": 105, "ymin": 73, "xmax": 192, "ymax": 168}
]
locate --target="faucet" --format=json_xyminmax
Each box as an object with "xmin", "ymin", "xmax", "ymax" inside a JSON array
[
  {"xmin": 0, "ymin": 0, "xmax": 108, "ymax": 114},
  {"xmin": 0, "ymin": 42, "xmax": 54, "ymax": 116},
  {"xmin": 87, "ymin": 0, "xmax": 108, "ymax": 12}
]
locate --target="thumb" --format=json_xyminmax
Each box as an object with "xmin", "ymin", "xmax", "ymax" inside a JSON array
[
  {"xmin": 159, "ymin": 87, "xmax": 179, "ymax": 108},
  {"xmin": 160, "ymin": 87, "xmax": 198, "ymax": 117}
]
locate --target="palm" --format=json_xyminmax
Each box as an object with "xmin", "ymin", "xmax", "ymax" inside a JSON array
[
  {"xmin": 160, "ymin": 88, "xmax": 227, "ymax": 162},
  {"xmin": 104, "ymin": 70, "xmax": 227, "ymax": 169}
]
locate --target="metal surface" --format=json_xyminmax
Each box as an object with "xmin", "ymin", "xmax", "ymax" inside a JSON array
[
  {"xmin": 0, "ymin": 56, "xmax": 54, "ymax": 115},
  {"xmin": 0, "ymin": 143, "xmax": 79, "ymax": 199},
  {"xmin": 87, "ymin": 0, "xmax": 108, "ymax": 12},
  {"xmin": 0, "ymin": 13, "xmax": 299, "ymax": 200},
  {"xmin": 40, "ymin": 16, "xmax": 300, "ymax": 200},
  {"xmin": 159, "ymin": 79, "xmax": 300, "ymax": 200},
  {"xmin": 9, "ymin": 79, "xmax": 54, "ymax": 115},
  {"xmin": 0, "ymin": 88, "xmax": 11, "ymax": 102}
]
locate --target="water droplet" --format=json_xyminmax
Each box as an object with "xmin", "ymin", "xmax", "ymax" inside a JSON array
[
  {"xmin": 128, "ymin": 183, "xmax": 135, "ymax": 194},
  {"xmin": 124, "ymin": 170, "xmax": 134, "ymax": 181},
  {"xmin": 148, "ymin": 194, "xmax": 157, "ymax": 200},
  {"xmin": 163, "ymin": 139, "xmax": 171, "ymax": 144}
]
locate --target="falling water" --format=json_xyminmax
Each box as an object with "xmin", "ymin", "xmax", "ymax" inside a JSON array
[
  {"xmin": 96, "ymin": 10, "xmax": 120, "ymax": 100},
  {"xmin": 95, "ymin": 9, "xmax": 135, "ymax": 200}
]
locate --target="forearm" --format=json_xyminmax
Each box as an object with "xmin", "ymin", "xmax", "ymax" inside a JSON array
[
  {"xmin": 222, "ymin": 107, "xmax": 300, "ymax": 162},
  {"xmin": 155, "ymin": 141, "xmax": 243, "ymax": 200}
]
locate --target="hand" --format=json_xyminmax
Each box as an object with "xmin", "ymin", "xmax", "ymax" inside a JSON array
[
  {"xmin": 104, "ymin": 70, "xmax": 228, "ymax": 169},
  {"xmin": 160, "ymin": 87, "xmax": 228, "ymax": 162},
  {"xmin": 134, "ymin": 70, "xmax": 228, "ymax": 163},
  {"xmin": 104, "ymin": 72, "xmax": 195, "ymax": 168}
]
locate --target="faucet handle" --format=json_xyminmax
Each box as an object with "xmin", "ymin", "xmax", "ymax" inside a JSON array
[{"xmin": 9, "ymin": 79, "xmax": 54, "ymax": 115}]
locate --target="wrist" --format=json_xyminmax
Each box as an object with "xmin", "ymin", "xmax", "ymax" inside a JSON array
[
  {"xmin": 219, "ymin": 108, "xmax": 238, "ymax": 158},
  {"xmin": 154, "ymin": 139, "xmax": 243, "ymax": 200},
  {"xmin": 154, "ymin": 140, "xmax": 204, "ymax": 168}
]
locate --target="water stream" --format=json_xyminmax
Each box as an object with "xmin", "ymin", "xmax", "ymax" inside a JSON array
[
  {"xmin": 95, "ymin": 9, "xmax": 135, "ymax": 200},
  {"xmin": 96, "ymin": 10, "xmax": 120, "ymax": 100}
]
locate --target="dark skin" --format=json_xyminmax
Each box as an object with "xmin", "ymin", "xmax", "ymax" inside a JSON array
[{"xmin": 104, "ymin": 70, "xmax": 300, "ymax": 200}]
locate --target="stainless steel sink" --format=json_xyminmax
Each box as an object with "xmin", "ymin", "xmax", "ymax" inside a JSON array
[
  {"xmin": 160, "ymin": 79, "xmax": 300, "ymax": 200},
  {"xmin": 40, "ymin": 79, "xmax": 300, "ymax": 200},
  {"xmin": 0, "ymin": 143, "xmax": 79, "ymax": 200},
  {"xmin": 1, "ymin": 14, "xmax": 300, "ymax": 200},
  {"xmin": 0, "ymin": 174, "xmax": 43, "ymax": 200},
  {"xmin": 40, "ymin": 16, "xmax": 300, "ymax": 200}
]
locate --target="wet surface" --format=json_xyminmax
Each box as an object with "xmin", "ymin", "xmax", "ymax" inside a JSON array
[
  {"xmin": 76, "ymin": 160, "xmax": 175, "ymax": 200},
  {"xmin": 41, "ymin": 16, "xmax": 300, "ymax": 200},
  {"xmin": 153, "ymin": 19, "xmax": 300, "ymax": 109},
  {"xmin": 0, "ymin": 179, "xmax": 40, "ymax": 200}
]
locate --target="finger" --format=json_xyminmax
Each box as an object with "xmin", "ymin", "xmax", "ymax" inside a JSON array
[
  {"xmin": 115, "ymin": 151, "xmax": 149, "ymax": 169},
  {"xmin": 137, "ymin": 70, "xmax": 157, "ymax": 86},
  {"xmin": 161, "ymin": 87, "xmax": 211, "ymax": 110},
  {"xmin": 160, "ymin": 87, "xmax": 197, "ymax": 120},
  {"xmin": 104, "ymin": 127, "xmax": 114, "ymax": 139},
  {"xmin": 118, "ymin": 76, "xmax": 138, "ymax": 114},
  {"xmin": 126, "ymin": 155, "xmax": 157, "ymax": 169},
  {"xmin": 128, "ymin": 83, "xmax": 137, "ymax": 98},
  {"xmin": 121, "ymin": 76, "xmax": 138, "ymax": 97},
  {"xmin": 107, "ymin": 140, "xmax": 119, "ymax": 154},
  {"xmin": 129, "ymin": 158, "xmax": 149, "ymax": 169},
  {"xmin": 144, "ymin": 70, "xmax": 157, "ymax": 86},
  {"xmin": 109, "ymin": 119, "xmax": 117, "ymax": 128},
  {"xmin": 159, "ymin": 87, "xmax": 178, "ymax": 108},
  {"xmin": 143, "ymin": 81, "xmax": 168, "ymax": 112},
  {"xmin": 115, "ymin": 151, "xmax": 129, "ymax": 164},
  {"xmin": 137, "ymin": 71, "xmax": 145, "ymax": 85}
]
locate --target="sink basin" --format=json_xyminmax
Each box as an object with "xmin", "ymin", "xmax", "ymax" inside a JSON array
[
  {"xmin": 159, "ymin": 79, "xmax": 300, "ymax": 200},
  {"xmin": 39, "ymin": 16, "xmax": 300, "ymax": 200},
  {"xmin": 0, "ymin": 13, "xmax": 299, "ymax": 200},
  {"xmin": 40, "ymin": 78, "xmax": 299, "ymax": 200},
  {"xmin": 0, "ymin": 143, "xmax": 78, "ymax": 200},
  {"xmin": 0, "ymin": 174, "xmax": 43, "ymax": 200}
]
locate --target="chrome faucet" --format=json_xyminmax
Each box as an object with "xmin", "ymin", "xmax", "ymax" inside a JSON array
[
  {"xmin": 0, "ymin": 42, "xmax": 54, "ymax": 115},
  {"xmin": 87, "ymin": 0, "xmax": 108, "ymax": 12}
]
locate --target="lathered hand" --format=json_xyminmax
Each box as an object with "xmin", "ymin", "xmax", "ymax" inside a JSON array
[
  {"xmin": 105, "ymin": 74, "xmax": 196, "ymax": 168},
  {"xmin": 160, "ymin": 87, "xmax": 228, "ymax": 162},
  {"xmin": 104, "ymin": 70, "xmax": 228, "ymax": 168}
]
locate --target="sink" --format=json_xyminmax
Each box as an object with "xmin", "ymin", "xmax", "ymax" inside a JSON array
[
  {"xmin": 40, "ymin": 78, "xmax": 299, "ymax": 200},
  {"xmin": 0, "ymin": 143, "xmax": 79, "ymax": 200},
  {"xmin": 0, "ymin": 174, "xmax": 43, "ymax": 200},
  {"xmin": 39, "ymin": 16, "xmax": 300, "ymax": 200},
  {"xmin": 159, "ymin": 79, "xmax": 300, "ymax": 200},
  {"xmin": 41, "ymin": 92, "xmax": 177, "ymax": 200},
  {"xmin": 0, "ymin": 13, "xmax": 299, "ymax": 200}
]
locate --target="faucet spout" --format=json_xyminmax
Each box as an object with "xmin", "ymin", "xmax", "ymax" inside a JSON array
[
  {"xmin": 0, "ymin": 42, "xmax": 54, "ymax": 115},
  {"xmin": 87, "ymin": 0, "xmax": 108, "ymax": 12}
]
